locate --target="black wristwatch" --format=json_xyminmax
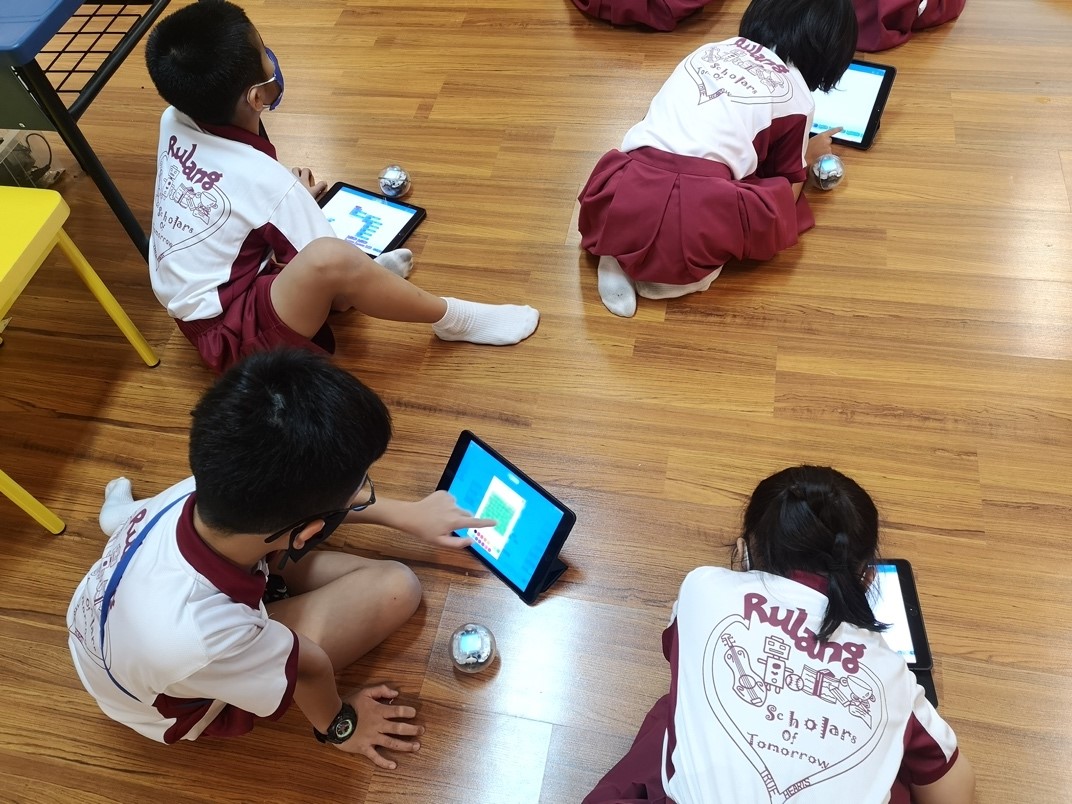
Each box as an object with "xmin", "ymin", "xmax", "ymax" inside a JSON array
[{"xmin": 313, "ymin": 702, "xmax": 357, "ymax": 744}]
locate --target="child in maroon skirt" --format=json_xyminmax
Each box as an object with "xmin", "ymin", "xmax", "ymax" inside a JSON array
[
  {"xmin": 570, "ymin": 0, "xmax": 711, "ymax": 33},
  {"xmin": 577, "ymin": 0, "xmax": 858, "ymax": 317},
  {"xmin": 853, "ymin": 0, "xmax": 967, "ymax": 51}
]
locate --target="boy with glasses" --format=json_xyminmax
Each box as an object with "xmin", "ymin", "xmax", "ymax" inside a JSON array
[
  {"xmin": 68, "ymin": 349, "xmax": 491, "ymax": 768},
  {"xmin": 143, "ymin": 0, "xmax": 539, "ymax": 374}
]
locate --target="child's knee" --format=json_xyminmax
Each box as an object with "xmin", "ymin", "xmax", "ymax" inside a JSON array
[
  {"xmin": 296, "ymin": 237, "xmax": 367, "ymax": 284},
  {"xmin": 382, "ymin": 561, "xmax": 422, "ymax": 615}
]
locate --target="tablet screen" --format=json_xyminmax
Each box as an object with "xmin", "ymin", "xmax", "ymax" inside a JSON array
[
  {"xmin": 869, "ymin": 562, "xmax": 918, "ymax": 664},
  {"xmin": 811, "ymin": 62, "xmax": 891, "ymax": 146},
  {"xmin": 444, "ymin": 437, "xmax": 566, "ymax": 592},
  {"xmin": 320, "ymin": 185, "xmax": 420, "ymax": 257}
]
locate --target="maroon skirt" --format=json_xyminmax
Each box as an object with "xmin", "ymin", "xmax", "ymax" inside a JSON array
[
  {"xmin": 570, "ymin": 0, "xmax": 711, "ymax": 31},
  {"xmin": 578, "ymin": 147, "xmax": 813, "ymax": 285},
  {"xmin": 853, "ymin": 0, "xmax": 967, "ymax": 51},
  {"xmin": 583, "ymin": 694, "xmax": 673, "ymax": 804}
]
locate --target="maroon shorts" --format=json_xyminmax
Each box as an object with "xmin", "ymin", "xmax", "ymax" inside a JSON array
[{"xmin": 176, "ymin": 268, "xmax": 334, "ymax": 375}]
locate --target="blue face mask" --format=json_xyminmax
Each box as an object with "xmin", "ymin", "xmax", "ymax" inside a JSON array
[{"xmin": 250, "ymin": 47, "xmax": 285, "ymax": 111}]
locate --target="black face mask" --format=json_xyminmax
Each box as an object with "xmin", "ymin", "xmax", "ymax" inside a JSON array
[
  {"xmin": 268, "ymin": 509, "xmax": 349, "ymax": 570},
  {"xmin": 263, "ymin": 476, "xmax": 376, "ymax": 570}
]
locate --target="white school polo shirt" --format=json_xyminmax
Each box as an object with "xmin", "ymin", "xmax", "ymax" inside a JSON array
[
  {"xmin": 148, "ymin": 107, "xmax": 337, "ymax": 322},
  {"xmin": 67, "ymin": 477, "xmax": 298, "ymax": 743},
  {"xmin": 661, "ymin": 567, "xmax": 959, "ymax": 804},
  {"xmin": 621, "ymin": 38, "xmax": 815, "ymax": 182}
]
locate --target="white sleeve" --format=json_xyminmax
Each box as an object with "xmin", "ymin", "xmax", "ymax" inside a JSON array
[
  {"xmin": 167, "ymin": 619, "xmax": 298, "ymax": 718},
  {"xmin": 265, "ymin": 180, "xmax": 337, "ymax": 256}
]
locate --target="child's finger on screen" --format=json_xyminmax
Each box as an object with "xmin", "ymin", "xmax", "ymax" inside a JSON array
[{"xmin": 444, "ymin": 534, "xmax": 475, "ymax": 549}]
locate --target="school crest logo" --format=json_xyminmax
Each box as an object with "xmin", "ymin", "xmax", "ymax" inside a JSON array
[
  {"xmin": 152, "ymin": 137, "xmax": 231, "ymax": 260},
  {"xmin": 701, "ymin": 594, "xmax": 888, "ymax": 801},
  {"xmin": 686, "ymin": 39, "xmax": 794, "ymax": 106}
]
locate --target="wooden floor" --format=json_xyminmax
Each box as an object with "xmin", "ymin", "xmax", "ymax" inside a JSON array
[{"xmin": 2, "ymin": 0, "xmax": 1071, "ymax": 801}]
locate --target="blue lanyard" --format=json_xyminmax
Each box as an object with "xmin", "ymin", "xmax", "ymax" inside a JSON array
[{"xmin": 99, "ymin": 493, "xmax": 190, "ymax": 700}]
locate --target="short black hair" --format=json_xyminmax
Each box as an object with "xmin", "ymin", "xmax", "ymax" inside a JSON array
[
  {"xmin": 741, "ymin": 465, "xmax": 886, "ymax": 641},
  {"xmin": 145, "ymin": 0, "xmax": 266, "ymax": 125},
  {"xmin": 739, "ymin": 0, "xmax": 858, "ymax": 92},
  {"xmin": 189, "ymin": 349, "xmax": 392, "ymax": 534}
]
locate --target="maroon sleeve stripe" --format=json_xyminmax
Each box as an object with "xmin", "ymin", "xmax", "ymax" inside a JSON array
[
  {"xmin": 266, "ymin": 629, "xmax": 300, "ymax": 721},
  {"xmin": 900, "ymin": 713, "xmax": 959, "ymax": 785}
]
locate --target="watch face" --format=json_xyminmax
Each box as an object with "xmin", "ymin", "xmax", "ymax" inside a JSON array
[{"xmin": 331, "ymin": 715, "xmax": 355, "ymax": 742}]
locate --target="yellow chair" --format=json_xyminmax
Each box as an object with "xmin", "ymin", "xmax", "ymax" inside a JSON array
[{"xmin": 0, "ymin": 186, "xmax": 160, "ymax": 534}]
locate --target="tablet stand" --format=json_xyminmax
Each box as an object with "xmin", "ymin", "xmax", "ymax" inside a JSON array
[{"xmin": 534, "ymin": 556, "xmax": 568, "ymax": 596}]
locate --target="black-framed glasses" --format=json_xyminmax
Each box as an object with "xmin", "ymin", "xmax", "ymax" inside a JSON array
[{"xmin": 264, "ymin": 475, "xmax": 375, "ymax": 568}]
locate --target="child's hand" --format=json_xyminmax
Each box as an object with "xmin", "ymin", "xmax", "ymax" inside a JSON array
[
  {"xmin": 292, "ymin": 166, "xmax": 329, "ymax": 201},
  {"xmin": 806, "ymin": 127, "xmax": 842, "ymax": 166},
  {"xmin": 334, "ymin": 684, "xmax": 423, "ymax": 769},
  {"xmin": 401, "ymin": 490, "xmax": 496, "ymax": 548}
]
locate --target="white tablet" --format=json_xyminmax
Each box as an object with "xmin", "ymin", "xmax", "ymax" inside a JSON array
[
  {"xmin": 318, "ymin": 182, "xmax": 426, "ymax": 257},
  {"xmin": 811, "ymin": 60, "xmax": 897, "ymax": 150}
]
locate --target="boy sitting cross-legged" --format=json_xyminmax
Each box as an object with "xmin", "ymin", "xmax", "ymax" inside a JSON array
[
  {"xmin": 144, "ymin": 0, "xmax": 539, "ymax": 373},
  {"xmin": 68, "ymin": 348, "xmax": 492, "ymax": 766}
]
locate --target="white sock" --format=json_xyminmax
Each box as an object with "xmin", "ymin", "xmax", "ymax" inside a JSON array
[
  {"xmin": 636, "ymin": 266, "xmax": 722, "ymax": 300},
  {"xmin": 375, "ymin": 249, "xmax": 413, "ymax": 279},
  {"xmin": 597, "ymin": 255, "xmax": 637, "ymax": 317},
  {"xmin": 99, "ymin": 476, "xmax": 137, "ymax": 534},
  {"xmin": 433, "ymin": 298, "xmax": 539, "ymax": 346}
]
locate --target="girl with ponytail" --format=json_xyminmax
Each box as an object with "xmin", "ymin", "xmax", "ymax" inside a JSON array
[
  {"xmin": 738, "ymin": 465, "xmax": 885, "ymax": 642},
  {"xmin": 584, "ymin": 465, "xmax": 975, "ymax": 804}
]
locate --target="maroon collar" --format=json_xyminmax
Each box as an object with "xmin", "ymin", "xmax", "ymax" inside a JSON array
[
  {"xmin": 197, "ymin": 120, "xmax": 277, "ymax": 161},
  {"xmin": 176, "ymin": 495, "xmax": 267, "ymax": 609},
  {"xmin": 789, "ymin": 570, "xmax": 830, "ymax": 596}
]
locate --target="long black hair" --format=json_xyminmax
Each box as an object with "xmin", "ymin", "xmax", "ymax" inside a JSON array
[
  {"xmin": 739, "ymin": 0, "xmax": 858, "ymax": 92},
  {"xmin": 741, "ymin": 465, "xmax": 886, "ymax": 641}
]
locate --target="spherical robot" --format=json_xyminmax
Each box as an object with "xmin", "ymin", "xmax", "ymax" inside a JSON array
[
  {"xmin": 450, "ymin": 623, "xmax": 497, "ymax": 673},
  {"xmin": 378, "ymin": 164, "xmax": 411, "ymax": 198},
  {"xmin": 811, "ymin": 153, "xmax": 844, "ymax": 191}
]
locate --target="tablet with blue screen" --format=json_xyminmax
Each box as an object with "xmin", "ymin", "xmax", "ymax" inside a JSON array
[
  {"xmin": 869, "ymin": 559, "xmax": 938, "ymax": 707},
  {"xmin": 811, "ymin": 60, "xmax": 897, "ymax": 150},
  {"xmin": 437, "ymin": 431, "xmax": 576, "ymax": 604}
]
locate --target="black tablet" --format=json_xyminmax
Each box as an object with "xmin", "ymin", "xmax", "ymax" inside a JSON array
[
  {"xmin": 436, "ymin": 431, "xmax": 576, "ymax": 605},
  {"xmin": 318, "ymin": 181, "xmax": 426, "ymax": 257},
  {"xmin": 811, "ymin": 60, "xmax": 897, "ymax": 150},
  {"xmin": 870, "ymin": 559, "xmax": 938, "ymax": 707},
  {"xmin": 869, "ymin": 559, "xmax": 933, "ymax": 671}
]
